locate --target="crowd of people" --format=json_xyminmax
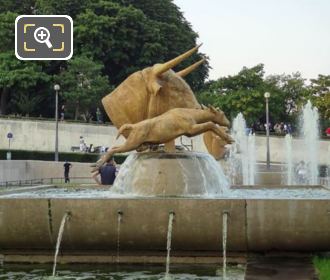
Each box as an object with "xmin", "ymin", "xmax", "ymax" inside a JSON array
[
  {"xmin": 273, "ymin": 122, "xmax": 292, "ymax": 135},
  {"xmin": 59, "ymin": 105, "xmax": 104, "ymax": 124},
  {"xmin": 250, "ymin": 121, "xmax": 293, "ymax": 135},
  {"xmin": 79, "ymin": 136, "xmax": 108, "ymax": 153}
]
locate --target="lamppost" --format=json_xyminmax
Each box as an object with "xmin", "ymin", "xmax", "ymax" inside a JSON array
[
  {"xmin": 264, "ymin": 92, "xmax": 271, "ymax": 170},
  {"xmin": 54, "ymin": 84, "xmax": 60, "ymax": 161}
]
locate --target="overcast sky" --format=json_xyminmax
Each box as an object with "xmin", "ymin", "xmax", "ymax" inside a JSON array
[{"xmin": 173, "ymin": 0, "xmax": 330, "ymax": 80}]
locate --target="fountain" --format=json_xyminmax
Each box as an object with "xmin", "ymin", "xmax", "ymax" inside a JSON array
[
  {"xmin": 222, "ymin": 211, "xmax": 229, "ymax": 279},
  {"xmin": 301, "ymin": 100, "xmax": 319, "ymax": 185},
  {"xmin": 116, "ymin": 210, "xmax": 123, "ymax": 264},
  {"xmin": 284, "ymin": 134, "xmax": 294, "ymax": 185},
  {"xmin": 0, "ymin": 46, "xmax": 329, "ymax": 279},
  {"xmin": 52, "ymin": 212, "xmax": 70, "ymax": 277},
  {"xmin": 111, "ymin": 152, "xmax": 229, "ymax": 196},
  {"xmin": 284, "ymin": 101, "xmax": 320, "ymax": 185},
  {"xmin": 165, "ymin": 211, "xmax": 175, "ymax": 279},
  {"xmin": 228, "ymin": 113, "xmax": 256, "ymax": 185}
]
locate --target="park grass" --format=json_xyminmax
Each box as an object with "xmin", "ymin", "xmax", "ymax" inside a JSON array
[{"xmin": 313, "ymin": 256, "xmax": 330, "ymax": 280}]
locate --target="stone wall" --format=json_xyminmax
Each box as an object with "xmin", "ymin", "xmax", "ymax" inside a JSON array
[
  {"xmin": 0, "ymin": 196, "xmax": 330, "ymax": 253},
  {"xmin": 0, "ymin": 118, "xmax": 329, "ymax": 164},
  {"xmin": 0, "ymin": 160, "xmax": 92, "ymax": 182}
]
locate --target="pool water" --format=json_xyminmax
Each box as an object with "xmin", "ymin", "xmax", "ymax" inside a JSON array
[
  {"xmin": 1, "ymin": 185, "xmax": 330, "ymax": 199},
  {"xmin": 0, "ymin": 264, "xmax": 245, "ymax": 279}
]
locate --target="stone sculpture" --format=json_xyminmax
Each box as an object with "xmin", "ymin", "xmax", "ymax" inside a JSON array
[
  {"xmin": 203, "ymin": 131, "xmax": 229, "ymax": 160},
  {"xmin": 92, "ymin": 107, "xmax": 233, "ymax": 170},
  {"xmin": 94, "ymin": 45, "xmax": 232, "ymax": 169}
]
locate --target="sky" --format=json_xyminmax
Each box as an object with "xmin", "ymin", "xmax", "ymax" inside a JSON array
[{"xmin": 173, "ymin": 0, "xmax": 330, "ymax": 80}]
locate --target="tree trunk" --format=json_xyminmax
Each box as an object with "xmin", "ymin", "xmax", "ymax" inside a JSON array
[
  {"xmin": 75, "ymin": 102, "xmax": 80, "ymax": 120},
  {"xmin": 0, "ymin": 88, "xmax": 9, "ymax": 115}
]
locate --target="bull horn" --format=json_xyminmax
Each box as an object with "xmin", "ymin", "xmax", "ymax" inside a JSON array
[
  {"xmin": 154, "ymin": 44, "xmax": 202, "ymax": 76},
  {"xmin": 177, "ymin": 58, "xmax": 205, "ymax": 77}
]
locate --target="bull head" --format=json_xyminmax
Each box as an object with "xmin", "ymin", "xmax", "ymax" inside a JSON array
[
  {"xmin": 148, "ymin": 44, "xmax": 204, "ymax": 96},
  {"xmin": 102, "ymin": 45, "xmax": 205, "ymax": 131}
]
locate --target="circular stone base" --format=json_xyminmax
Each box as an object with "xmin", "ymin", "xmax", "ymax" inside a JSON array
[{"xmin": 112, "ymin": 151, "xmax": 229, "ymax": 196}]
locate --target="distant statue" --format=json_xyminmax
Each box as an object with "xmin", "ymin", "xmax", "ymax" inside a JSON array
[
  {"xmin": 93, "ymin": 45, "xmax": 233, "ymax": 169},
  {"xmin": 296, "ymin": 160, "xmax": 308, "ymax": 184},
  {"xmin": 92, "ymin": 106, "xmax": 233, "ymax": 171}
]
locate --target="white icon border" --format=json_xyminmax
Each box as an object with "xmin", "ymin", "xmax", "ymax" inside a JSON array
[{"xmin": 15, "ymin": 15, "xmax": 73, "ymax": 61}]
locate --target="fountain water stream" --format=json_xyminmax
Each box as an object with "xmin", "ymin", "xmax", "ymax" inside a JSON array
[
  {"xmin": 284, "ymin": 101, "xmax": 320, "ymax": 185},
  {"xmin": 222, "ymin": 211, "xmax": 229, "ymax": 279},
  {"xmin": 111, "ymin": 152, "xmax": 229, "ymax": 196},
  {"xmin": 52, "ymin": 212, "xmax": 70, "ymax": 277},
  {"xmin": 301, "ymin": 101, "xmax": 319, "ymax": 185},
  {"xmin": 284, "ymin": 134, "xmax": 294, "ymax": 185},
  {"xmin": 165, "ymin": 212, "xmax": 175, "ymax": 279},
  {"xmin": 116, "ymin": 210, "xmax": 123, "ymax": 264},
  {"xmin": 228, "ymin": 113, "xmax": 256, "ymax": 185}
]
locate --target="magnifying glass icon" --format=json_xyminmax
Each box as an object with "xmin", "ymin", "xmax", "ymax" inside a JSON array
[{"xmin": 34, "ymin": 27, "xmax": 53, "ymax": 48}]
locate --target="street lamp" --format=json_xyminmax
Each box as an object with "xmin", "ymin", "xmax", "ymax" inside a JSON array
[
  {"xmin": 264, "ymin": 92, "xmax": 271, "ymax": 170},
  {"xmin": 54, "ymin": 84, "xmax": 60, "ymax": 161}
]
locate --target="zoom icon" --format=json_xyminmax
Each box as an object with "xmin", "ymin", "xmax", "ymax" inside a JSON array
[
  {"xmin": 15, "ymin": 15, "xmax": 73, "ymax": 60},
  {"xmin": 34, "ymin": 27, "xmax": 53, "ymax": 48}
]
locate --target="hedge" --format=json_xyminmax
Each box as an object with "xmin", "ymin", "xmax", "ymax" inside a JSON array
[
  {"xmin": 0, "ymin": 149, "xmax": 127, "ymax": 164},
  {"xmin": 0, "ymin": 149, "xmax": 327, "ymax": 176}
]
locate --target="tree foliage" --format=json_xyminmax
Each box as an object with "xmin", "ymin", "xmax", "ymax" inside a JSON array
[
  {"xmin": 0, "ymin": 0, "xmax": 327, "ymax": 128},
  {"xmin": 197, "ymin": 64, "xmax": 328, "ymax": 127},
  {"xmin": 0, "ymin": 51, "xmax": 50, "ymax": 115},
  {"xmin": 0, "ymin": 0, "xmax": 208, "ymax": 119},
  {"xmin": 55, "ymin": 56, "xmax": 110, "ymax": 120},
  {"xmin": 308, "ymin": 75, "xmax": 330, "ymax": 119}
]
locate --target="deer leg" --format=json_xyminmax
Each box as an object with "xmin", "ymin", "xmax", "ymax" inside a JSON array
[
  {"xmin": 211, "ymin": 125, "xmax": 234, "ymax": 144},
  {"xmin": 187, "ymin": 122, "xmax": 219, "ymax": 136},
  {"xmin": 91, "ymin": 140, "xmax": 142, "ymax": 172},
  {"xmin": 188, "ymin": 122, "xmax": 234, "ymax": 144},
  {"xmin": 164, "ymin": 140, "xmax": 176, "ymax": 152}
]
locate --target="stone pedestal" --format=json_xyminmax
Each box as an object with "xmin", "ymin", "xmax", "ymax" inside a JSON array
[{"xmin": 112, "ymin": 151, "xmax": 229, "ymax": 196}]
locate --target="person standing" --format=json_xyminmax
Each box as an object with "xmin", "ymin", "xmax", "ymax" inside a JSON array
[
  {"xmin": 63, "ymin": 161, "xmax": 72, "ymax": 183},
  {"xmin": 60, "ymin": 105, "xmax": 65, "ymax": 121},
  {"xmin": 79, "ymin": 136, "xmax": 85, "ymax": 152},
  {"xmin": 92, "ymin": 157, "xmax": 117, "ymax": 186},
  {"xmin": 96, "ymin": 107, "xmax": 102, "ymax": 124}
]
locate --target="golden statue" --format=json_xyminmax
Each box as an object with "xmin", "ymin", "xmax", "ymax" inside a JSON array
[{"xmin": 94, "ymin": 45, "xmax": 232, "ymax": 170}]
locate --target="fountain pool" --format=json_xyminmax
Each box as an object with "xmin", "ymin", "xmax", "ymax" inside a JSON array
[{"xmin": 0, "ymin": 264, "xmax": 246, "ymax": 279}]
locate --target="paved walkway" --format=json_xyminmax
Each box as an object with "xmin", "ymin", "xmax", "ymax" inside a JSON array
[{"xmin": 245, "ymin": 256, "xmax": 318, "ymax": 280}]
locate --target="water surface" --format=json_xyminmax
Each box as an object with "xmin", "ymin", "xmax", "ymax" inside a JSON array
[{"xmin": 0, "ymin": 264, "xmax": 245, "ymax": 280}]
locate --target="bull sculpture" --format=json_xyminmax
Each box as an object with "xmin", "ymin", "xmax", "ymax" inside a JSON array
[{"xmin": 96, "ymin": 45, "xmax": 232, "ymax": 168}]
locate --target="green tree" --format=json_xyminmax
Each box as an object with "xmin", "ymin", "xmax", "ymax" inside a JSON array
[
  {"xmin": 266, "ymin": 72, "xmax": 310, "ymax": 116},
  {"xmin": 0, "ymin": 0, "xmax": 208, "ymax": 117},
  {"xmin": 11, "ymin": 92, "xmax": 43, "ymax": 116},
  {"xmin": 197, "ymin": 65, "xmax": 317, "ymax": 125},
  {"xmin": 197, "ymin": 65, "xmax": 269, "ymax": 124},
  {"xmin": 55, "ymin": 56, "xmax": 110, "ymax": 120},
  {"xmin": 35, "ymin": 0, "xmax": 91, "ymax": 18},
  {"xmin": 74, "ymin": 0, "xmax": 208, "ymax": 89},
  {"xmin": 308, "ymin": 74, "xmax": 330, "ymax": 120},
  {"xmin": 0, "ymin": 0, "xmax": 35, "ymax": 14},
  {"xmin": 0, "ymin": 52, "xmax": 50, "ymax": 115},
  {"xmin": 0, "ymin": 12, "xmax": 17, "ymax": 51}
]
